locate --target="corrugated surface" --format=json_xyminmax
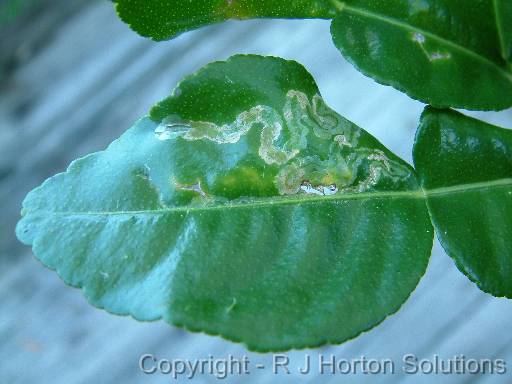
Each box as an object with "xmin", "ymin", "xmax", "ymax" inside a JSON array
[{"xmin": 1, "ymin": 1, "xmax": 511, "ymax": 383}]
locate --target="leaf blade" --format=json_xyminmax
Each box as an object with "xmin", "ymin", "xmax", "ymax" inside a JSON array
[
  {"xmin": 414, "ymin": 107, "xmax": 512, "ymax": 298},
  {"xmin": 330, "ymin": 0, "xmax": 512, "ymax": 110},
  {"xmin": 17, "ymin": 55, "xmax": 433, "ymax": 351}
]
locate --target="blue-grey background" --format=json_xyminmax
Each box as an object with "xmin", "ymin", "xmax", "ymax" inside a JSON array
[{"xmin": 1, "ymin": 1, "xmax": 511, "ymax": 383}]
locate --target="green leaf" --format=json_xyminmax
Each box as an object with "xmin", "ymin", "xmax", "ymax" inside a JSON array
[
  {"xmin": 494, "ymin": 0, "xmax": 512, "ymax": 62},
  {"xmin": 414, "ymin": 107, "xmax": 512, "ymax": 298},
  {"xmin": 115, "ymin": 0, "xmax": 337, "ymax": 41},
  {"xmin": 17, "ymin": 55, "xmax": 433, "ymax": 351},
  {"xmin": 330, "ymin": 0, "xmax": 512, "ymax": 111}
]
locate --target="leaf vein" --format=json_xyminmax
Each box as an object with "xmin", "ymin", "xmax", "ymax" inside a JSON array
[{"xmin": 28, "ymin": 179, "xmax": 512, "ymax": 218}]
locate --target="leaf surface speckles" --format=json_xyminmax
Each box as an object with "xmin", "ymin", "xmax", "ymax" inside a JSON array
[
  {"xmin": 115, "ymin": 0, "xmax": 337, "ymax": 41},
  {"xmin": 17, "ymin": 55, "xmax": 433, "ymax": 351}
]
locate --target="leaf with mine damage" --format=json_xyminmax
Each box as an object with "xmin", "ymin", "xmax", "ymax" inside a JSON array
[{"xmin": 17, "ymin": 55, "xmax": 433, "ymax": 351}]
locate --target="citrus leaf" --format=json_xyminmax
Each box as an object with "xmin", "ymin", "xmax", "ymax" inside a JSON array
[
  {"xmin": 17, "ymin": 55, "xmax": 433, "ymax": 351},
  {"xmin": 115, "ymin": 0, "xmax": 337, "ymax": 41},
  {"xmin": 414, "ymin": 107, "xmax": 512, "ymax": 298},
  {"xmin": 494, "ymin": 0, "xmax": 512, "ymax": 62},
  {"xmin": 330, "ymin": 0, "xmax": 512, "ymax": 111}
]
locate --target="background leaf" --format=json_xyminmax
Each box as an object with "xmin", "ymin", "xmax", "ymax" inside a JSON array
[
  {"xmin": 330, "ymin": 0, "xmax": 512, "ymax": 111},
  {"xmin": 414, "ymin": 107, "xmax": 512, "ymax": 298},
  {"xmin": 17, "ymin": 55, "xmax": 433, "ymax": 351},
  {"xmin": 115, "ymin": 0, "xmax": 337, "ymax": 41}
]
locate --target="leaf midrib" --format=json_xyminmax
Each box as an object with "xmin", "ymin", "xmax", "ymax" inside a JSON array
[
  {"xmin": 31, "ymin": 178, "xmax": 512, "ymax": 217},
  {"xmin": 332, "ymin": 1, "xmax": 512, "ymax": 83}
]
